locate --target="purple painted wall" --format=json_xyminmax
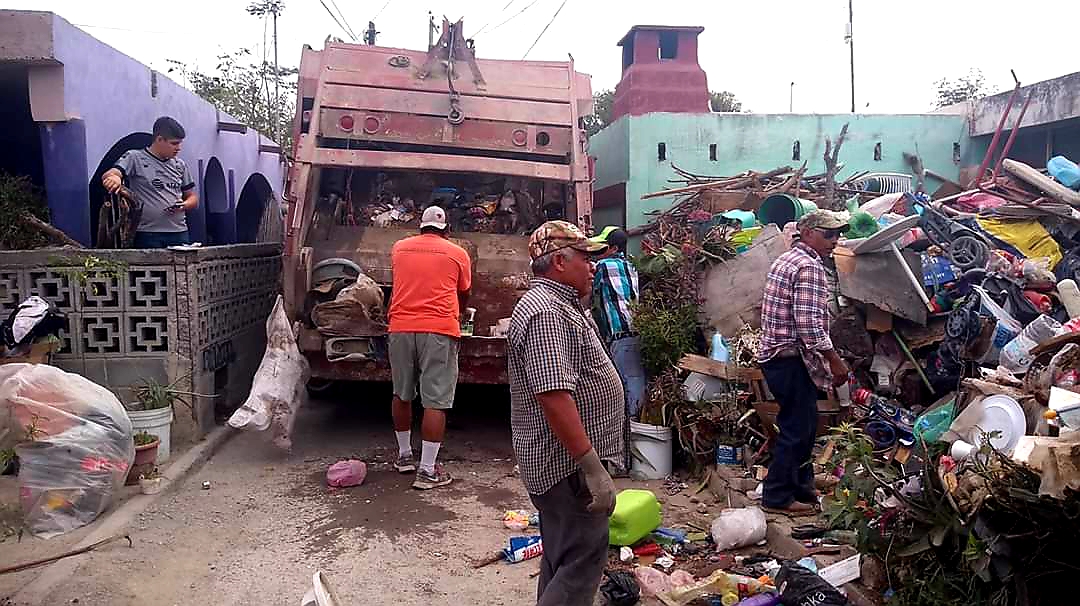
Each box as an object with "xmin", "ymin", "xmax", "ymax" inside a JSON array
[{"xmin": 0, "ymin": 10, "xmax": 285, "ymax": 246}]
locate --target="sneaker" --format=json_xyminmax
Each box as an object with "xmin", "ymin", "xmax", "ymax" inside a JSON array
[
  {"xmin": 412, "ymin": 465, "xmax": 452, "ymax": 490},
  {"xmin": 394, "ymin": 453, "xmax": 416, "ymax": 474}
]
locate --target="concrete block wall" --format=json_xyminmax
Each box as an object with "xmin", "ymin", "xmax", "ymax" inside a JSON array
[{"xmin": 0, "ymin": 244, "xmax": 280, "ymax": 443}]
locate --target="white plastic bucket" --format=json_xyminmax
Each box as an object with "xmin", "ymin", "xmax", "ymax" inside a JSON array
[
  {"xmin": 128, "ymin": 406, "xmax": 174, "ymax": 464},
  {"xmin": 630, "ymin": 420, "xmax": 673, "ymax": 480}
]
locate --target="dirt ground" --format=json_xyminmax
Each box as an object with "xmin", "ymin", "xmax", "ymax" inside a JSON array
[
  {"xmin": 3, "ymin": 384, "xmax": 552, "ymax": 606},
  {"xmin": 1, "ymin": 382, "xmax": 825, "ymax": 606}
]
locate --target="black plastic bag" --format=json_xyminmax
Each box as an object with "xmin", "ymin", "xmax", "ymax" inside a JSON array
[
  {"xmin": 600, "ymin": 570, "xmax": 640, "ymax": 606},
  {"xmin": 776, "ymin": 561, "xmax": 847, "ymax": 606}
]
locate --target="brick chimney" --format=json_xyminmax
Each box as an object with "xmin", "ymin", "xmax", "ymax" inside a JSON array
[{"xmin": 611, "ymin": 25, "xmax": 709, "ymax": 121}]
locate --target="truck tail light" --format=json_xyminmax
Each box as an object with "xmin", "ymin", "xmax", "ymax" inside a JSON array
[{"xmin": 339, "ymin": 115, "xmax": 355, "ymax": 132}]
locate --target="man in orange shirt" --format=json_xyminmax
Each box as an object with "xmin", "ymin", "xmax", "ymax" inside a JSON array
[{"xmin": 388, "ymin": 205, "xmax": 472, "ymax": 489}]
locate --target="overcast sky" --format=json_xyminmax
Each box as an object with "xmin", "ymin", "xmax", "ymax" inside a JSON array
[{"xmin": 13, "ymin": 0, "xmax": 1078, "ymax": 114}]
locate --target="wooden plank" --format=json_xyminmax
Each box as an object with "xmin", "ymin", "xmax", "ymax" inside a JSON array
[
  {"xmin": 836, "ymin": 249, "xmax": 928, "ymax": 325},
  {"xmin": 310, "ymin": 148, "xmax": 571, "ymax": 181},
  {"xmin": 865, "ymin": 304, "xmax": 893, "ymax": 333},
  {"xmin": 699, "ymin": 225, "xmax": 789, "ymax": 336},
  {"xmin": 677, "ymin": 354, "xmax": 764, "ymax": 381},
  {"xmin": 319, "ymin": 83, "xmax": 573, "ymax": 126},
  {"xmin": 1003, "ymin": 158, "xmax": 1080, "ymax": 207},
  {"xmin": 317, "ymin": 108, "xmax": 572, "ymax": 156}
]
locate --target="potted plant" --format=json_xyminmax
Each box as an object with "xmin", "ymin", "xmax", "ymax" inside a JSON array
[
  {"xmin": 127, "ymin": 431, "xmax": 160, "ymax": 485},
  {"xmin": 125, "ymin": 377, "xmax": 189, "ymax": 464},
  {"xmin": 138, "ymin": 467, "xmax": 163, "ymax": 495}
]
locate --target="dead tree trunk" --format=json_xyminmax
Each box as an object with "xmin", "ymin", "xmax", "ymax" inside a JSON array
[{"xmin": 821, "ymin": 123, "xmax": 849, "ymax": 210}]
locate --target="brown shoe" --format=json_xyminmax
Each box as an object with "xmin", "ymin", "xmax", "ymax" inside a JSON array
[{"xmin": 764, "ymin": 501, "xmax": 819, "ymax": 517}]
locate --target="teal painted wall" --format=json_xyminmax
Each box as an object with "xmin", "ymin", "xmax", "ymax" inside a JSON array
[{"xmin": 589, "ymin": 112, "xmax": 972, "ymax": 230}]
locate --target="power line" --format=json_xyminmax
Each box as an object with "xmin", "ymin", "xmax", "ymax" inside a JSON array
[
  {"xmin": 371, "ymin": 0, "xmax": 394, "ymax": 22},
  {"xmin": 521, "ymin": 0, "xmax": 568, "ymax": 59},
  {"xmin": 316, "ymin": 0, "xmax": 357, "ymax": 41},
  {"xmin": 472, "ymin": 0, "xmax": 518, "ymax": 37},
  {"xmin": 327, "ymin": 0, "xmax": 359, "ymax": 40},
  {"xmin": 483, "ymin": 0, "xmax": 543, "ymax": 37}
]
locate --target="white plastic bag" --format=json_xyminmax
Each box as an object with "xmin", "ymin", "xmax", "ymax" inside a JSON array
[
  {"xmin": 710, "ymin": 506, "xmax": 768, "ymax": 551},
  {"xmin": 0, "ymin": 364, "xmax": 134, "ymax": 538},
  {"xmin": 228, "ymin": 296, "xmax": 310, "ymax": 450}
]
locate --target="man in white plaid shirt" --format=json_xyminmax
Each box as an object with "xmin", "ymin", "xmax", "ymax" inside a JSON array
[{"xmin": 508, "ymin": 220, "xmax": 625, "ymax": 606}]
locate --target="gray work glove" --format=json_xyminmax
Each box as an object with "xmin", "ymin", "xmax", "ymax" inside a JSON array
[{"xmin": 577, "ymin": 447, "xmax": 617, "ymax": 516}]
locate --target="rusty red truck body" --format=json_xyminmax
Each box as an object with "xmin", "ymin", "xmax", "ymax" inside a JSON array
[{"xmin": 283, "ymin": 21, "xmax": 594, "ymax": 386}]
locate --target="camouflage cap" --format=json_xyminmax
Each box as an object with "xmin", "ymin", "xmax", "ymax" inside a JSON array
[
  {"xmin": 528, "ymin": 220, "xmax": 607, "ymax": 259},
  {"xmin": 796, "ymin": 209, "xmax": 851, "ymax": 231}
]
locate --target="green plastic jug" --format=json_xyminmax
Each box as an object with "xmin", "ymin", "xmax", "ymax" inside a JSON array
[{"xmin": 608, "ymin": 489, "xmax": 662, "ymax": 546}]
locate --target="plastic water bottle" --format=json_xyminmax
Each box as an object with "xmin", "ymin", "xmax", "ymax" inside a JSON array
[{"xmin": 710, "ymin": 334, "xmax": 730, "ymax": 363}]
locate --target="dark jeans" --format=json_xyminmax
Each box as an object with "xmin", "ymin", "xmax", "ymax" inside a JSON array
[
  {"xmin": 529, "ymin": 471, "xmax": 609, "ymax": 606},
  {"xmin": 134, "ymin": 231, "xmax": 190, "ymax": 249},
  {"xmin": 761, "ymin": 356, "xmax": 819, "ymax": 508}
]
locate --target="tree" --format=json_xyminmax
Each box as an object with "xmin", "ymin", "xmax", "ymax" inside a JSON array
[
  {"xmin": 709, "ymin": 90, "xmax": 743, "ymax": 113},
  {"xmin": 167, "ymin": 50, "xmax": 298, "ymax": 154},
  {"xmin": 934, "ymin": 69, "xmax": 992, "ymax": 108},
  {"xmin": 583, "ymin": 88, "xmax": 614, "ymax": 137}
]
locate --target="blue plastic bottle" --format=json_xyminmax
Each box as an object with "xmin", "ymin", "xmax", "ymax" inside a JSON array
[{"xmin": 710, "ymin": 334, "xmax": 730, "ymax": 363}]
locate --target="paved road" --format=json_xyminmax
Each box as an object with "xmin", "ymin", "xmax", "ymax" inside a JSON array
[{"xmin": 11, "ymin": 384, "xmax": 545, "ymax": 606}]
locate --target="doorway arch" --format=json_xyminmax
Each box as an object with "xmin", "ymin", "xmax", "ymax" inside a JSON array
[
  {"xmin": 204, "ymin": 157, "xmax": 232, "ymax": 244},
  {"xmin": 236, "ymin": 172, "xmax": 278, "ymax": 243},
  {"xmin": 88, "ymin": 132, "xmax": 153, "ymax": 246}
]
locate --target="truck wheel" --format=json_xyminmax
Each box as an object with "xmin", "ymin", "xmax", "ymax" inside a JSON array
[{"xmin": 306, "ymin": 378, "xmax": 336, "ymax": 395}]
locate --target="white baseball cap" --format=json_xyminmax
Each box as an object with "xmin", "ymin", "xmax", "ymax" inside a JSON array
[{"xmin": 420, "ymin": 205, "xmax": 448, "ymax": 230}]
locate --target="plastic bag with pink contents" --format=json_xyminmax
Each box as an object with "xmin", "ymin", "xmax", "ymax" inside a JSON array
[{"xmin": 326, "ymin": 459, "xmax": 367, "ymax": 488}]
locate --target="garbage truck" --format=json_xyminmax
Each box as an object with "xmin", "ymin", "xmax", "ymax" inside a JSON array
[{"xmin": 282, "ymin": 19, "xmax": 595, "ymax": 387}]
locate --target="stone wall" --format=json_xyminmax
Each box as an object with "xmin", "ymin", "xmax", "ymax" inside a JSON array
[{"xmin": 0, "ymin": 244, "xmax": 280, "ymax": 444}]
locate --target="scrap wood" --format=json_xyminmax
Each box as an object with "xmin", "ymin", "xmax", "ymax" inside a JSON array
[
  {"xmin": 678, "ymin": 354, "xmax": 763, "ymax": 382},
  {"xmin": 0, "ymin": 534, "xmax": 132, "ymax": 576},
  {"xmin": 472, "ymin": 550, "xmax": 504, "ymax": 569},
  {"xmin": 20, "ymin": 213, "xmax": 83, "ymax": 248},
  {"xmin": 1002, "ymin": 158, "xmax": 1080, "ymax": 207}
]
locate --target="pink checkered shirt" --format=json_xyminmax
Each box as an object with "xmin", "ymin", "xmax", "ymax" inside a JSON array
[{"xmin": 757, "ymin": 242, "xmax": 835, "ymax": 390}]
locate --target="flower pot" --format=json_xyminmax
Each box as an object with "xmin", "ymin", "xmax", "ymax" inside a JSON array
[
  {"xmin": 127, "ymin": 405, "xmax": 173, "ymax": 464},
  {"xmin": 127, "ymin": 438, "xmax": 160, "ymax": 485},
  {"xmin": 139, "ymin": 476, "xmax": 163, "ymax": 495}
]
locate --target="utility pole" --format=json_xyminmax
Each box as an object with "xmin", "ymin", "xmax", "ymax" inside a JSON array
[
  {"xmin": 789, "ymin": 81, "xmax": 795, "ymax": 113},
  {"xmin": 272, "ymin": 5, "xmax": 280, "ymax": 142},
  {"xmin": 364, "ymin": 21, "xmax": 378, "ymax": 45},
  {"xmin": 428, "ymin": 11, "xmax": 437, "ymax": 49},
  {"xmin": 847, "ymin": 0, "xmax": 855, "ymax": 113}
]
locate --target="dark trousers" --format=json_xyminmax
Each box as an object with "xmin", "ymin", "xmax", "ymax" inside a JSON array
[
  {"xmin": 761, "ymin": 357, "xmax": 819, "ymax": 508},
  {"xmin": 134, "ymin": 230, "xmax": 190, "ymax": 249},
  {"xmin": 529, "ymin": 471, "xmax": 609, "ymax": 606}
]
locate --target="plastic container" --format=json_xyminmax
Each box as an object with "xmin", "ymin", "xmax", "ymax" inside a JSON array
[
  {"xmin": 973, "ymin": 286, "xmax": 1022, "ymax": 365},
  {"xmin": 630, "ymin": 420, "xmax": 673, "ymax": 479},
  {"xmin": 757, "ymin": 194, "xmax": 818, "ymax": 227},
  {"xmin": 710, "ymin": 334, "xmax": 730, "ymax": 362},
  {"xmin": 1058, "ymin": 279, "xmax": 1080, "ymax": 319},
  {"xmin": 1048, "ymin": 155, "xmax": 1080, "ymax": 190},
  {"xmin": 999, "ymin": 314, "xmax": 1063, "ymax": 373},
  {"xmin": 609, "ymin": 489, "xmax": 662, "ymax": 546},
  {"xmin": 721, "ymin": 210, "xmax": 756, "ymax": 228},
  {"xmin": 128, "ymin": 406, "xmax": 173, "ymax": 463}
]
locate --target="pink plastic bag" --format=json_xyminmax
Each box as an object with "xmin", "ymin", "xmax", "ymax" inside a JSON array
[
  {"xmin": 634, "ymin": 566, "xmax": 672, "ymax": 598},
  {"xmin": 670, "ymin": 570, "xmax": 696, "ymax": 588},
  {"xmin": 326, "ymin": 460, "xmax": 367, "ymax": 488}
]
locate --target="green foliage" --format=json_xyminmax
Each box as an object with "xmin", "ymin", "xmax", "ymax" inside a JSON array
[
  {"xmin": 48, "ymin": 255, "xmax": 128, "ymax": 296},
  {"xmin": 0, "ymin": 448, "xmax": 15, "ymax": 470},
  {"xmin": 934, "ymin": 69, "xmax": 992, "ymax": 109},
  {"xmin": 582, "ymin": 88, "xmax": 614, "ymax": 137},
  {"xmin": 167, "ymin": 49, "xmax": 298, "ymax": 152},
  {"xmin": 633, "ymin": 295, "xmax": 698, "ymax": 376},
  {"xmin": 133, "ymin": 431, "xmax": 158, "ymax": 446},
  {"xmin": 709, "ymin": 90, "xmax": 743, "ymax": 113},
  {"xmin": 0, "ymin": 171, "xmax": 50, "ymax": 250}
]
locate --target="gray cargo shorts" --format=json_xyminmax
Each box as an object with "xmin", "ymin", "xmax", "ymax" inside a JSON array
[{"xmin": 388, "ymin": 332, "xmax": 460, "ymax": 409}]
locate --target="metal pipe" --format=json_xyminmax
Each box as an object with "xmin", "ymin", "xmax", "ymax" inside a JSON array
[
  {"xmin": 889, "ymin": 242, "xmax": 932, "ymax": 310},
  {"xmin": 992, "ymin": 92, "xmax": 1033, "ymax": 180},
  {"xmin": 973, "ymin": 71, "xmax": 1021, "ymax": 187}
]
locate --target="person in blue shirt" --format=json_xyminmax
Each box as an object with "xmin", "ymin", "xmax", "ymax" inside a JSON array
[{"xmin": 589, "ymin": 226, "xmax": 647, "ymax": 420}]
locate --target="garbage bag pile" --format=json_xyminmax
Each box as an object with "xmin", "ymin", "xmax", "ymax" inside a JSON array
[{"xmin": 0, "ymin": 364, "xmax": 134, "ymax": 538}]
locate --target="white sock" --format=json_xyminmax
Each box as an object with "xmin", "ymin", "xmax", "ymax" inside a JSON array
[
  {"xmin": 395, "ymin": 431, "xmax": 412, "ymax": 457},
  {"xmin": 420, "ymin": 441, "xmax": 441, "ymax": 475}
]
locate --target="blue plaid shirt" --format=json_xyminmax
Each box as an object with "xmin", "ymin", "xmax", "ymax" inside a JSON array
[{"xmin": 591, "ymin": 254, "xmax": 640, "ymax": 342}]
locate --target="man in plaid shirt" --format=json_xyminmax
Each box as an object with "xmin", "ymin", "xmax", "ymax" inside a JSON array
[
  {"xmin": 757, "ymin": 210, "xmax": 850, "ymax": 516},
  {"xmin": 508, "ymin": 221, "xmax": 623, "ymax": 606}
]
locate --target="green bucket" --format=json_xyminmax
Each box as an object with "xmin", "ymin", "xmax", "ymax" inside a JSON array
[{"xmin": 757, "ymin": 194, "xmax": 818, "ymax": 227}]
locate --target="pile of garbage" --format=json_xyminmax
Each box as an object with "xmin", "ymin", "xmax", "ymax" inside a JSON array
[{"xmin": 323, "ymin": 171, "xmax": 551, "ymax": 235}]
